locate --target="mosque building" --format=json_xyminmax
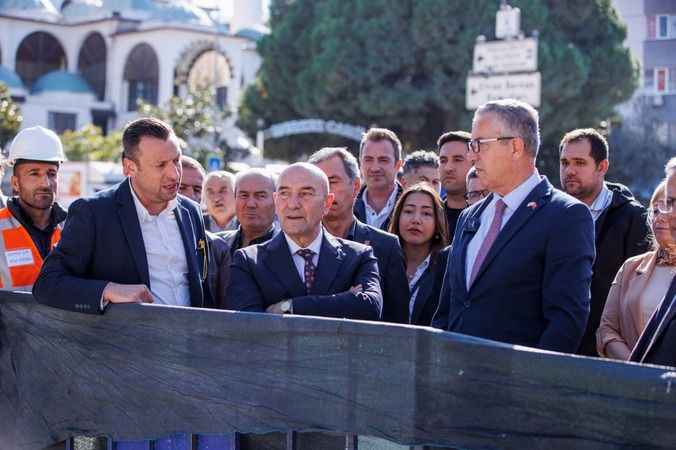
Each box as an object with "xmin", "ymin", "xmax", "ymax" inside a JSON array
[{"xmin": 0, "ymin": 0, "xmax": 266, "ymax": 148}]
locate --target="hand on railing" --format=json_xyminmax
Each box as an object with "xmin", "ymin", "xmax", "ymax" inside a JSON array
[{"xmin": 102, "ymin": 282, "xmax": 154, "ymax": 307}]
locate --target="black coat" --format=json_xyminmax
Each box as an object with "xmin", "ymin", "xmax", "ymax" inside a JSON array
[
  {"xmin": 410, "ymin": 247, "xmax": 449, "ymax": 326},
  {"xmin": 578, "ymin": 182, "xmax": 650, "ymax": 356},
  {"xmin": 347, "ymin": 219, "xmax": 410, "ymax": 323}
]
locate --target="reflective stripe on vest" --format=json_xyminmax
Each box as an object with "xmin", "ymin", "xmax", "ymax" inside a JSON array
[{"xmin": 0, "ymin": 207, "xmax": 61, "ymax": 290}]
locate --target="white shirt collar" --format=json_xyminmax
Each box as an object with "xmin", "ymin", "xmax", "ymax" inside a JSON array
[
  {"xmin": 129, "ymin": 179, "xmax": 179, "ymax": 223},
  {"xmin": 589, "ymin": 183, "xmax": 613, "ymax": 214},
  {"xmin": 284, "ymin": 226, "xmax": 324, "ymax": 256},
  {"xmin": 495, "ymin": 170, "xmax": 542, "ymax": 212}
]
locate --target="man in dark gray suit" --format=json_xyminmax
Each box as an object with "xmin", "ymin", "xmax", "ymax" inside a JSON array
[
  {"xmin": 309, "ymin": 147, "xmax": 410, "ymax": 323},
  {"xmin": 229, "ymin": 163, "xmax": 382, "ymax": 320}
]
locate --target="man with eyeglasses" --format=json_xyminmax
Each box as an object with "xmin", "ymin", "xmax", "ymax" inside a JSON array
[
  {"xmin": 228, "ymin": 163, "xmax": 382, "ymax": 320},
  {"xmin": 433, "ymin": 99, "xmax": 595, "ymax": 354},
  {"xmin": 630, "ymin": 166, "xmax": 676, "ymax": 366},
  {"xmin": 464, "ymin": 167, "xmax": 489, "ymax": 206},
  {"xmin": 559, "ymin": 128, "xmax": 650, "ymax": 356}
]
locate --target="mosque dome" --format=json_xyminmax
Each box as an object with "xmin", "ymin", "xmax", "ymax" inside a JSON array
[
  {"xmin": 0, "ymin": 66, "xmax": 26, "ymax": 91},
  {"xmin": 32, "ymin": 70, "xmax": 94, "ymax": 95},
  {"xmin": 149, "ymin": 0, "xmax": 213, "ymax": 27},
  {"xmin": 0, "ymin": 0, "xmax": 60, "ymax": 21}
]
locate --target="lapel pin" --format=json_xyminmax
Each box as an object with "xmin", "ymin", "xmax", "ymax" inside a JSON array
[{"xmin": 527, "ymin": 201, "xmax": 538, "ymax": 210}]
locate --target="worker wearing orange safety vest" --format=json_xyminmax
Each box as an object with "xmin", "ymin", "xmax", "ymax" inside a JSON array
[{"xmin": 0, "ymin": 126, "xmax": 66, "ymax": 290}]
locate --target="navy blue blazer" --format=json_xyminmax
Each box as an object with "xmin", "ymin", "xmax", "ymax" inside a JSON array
[
  {"xmin": 410, "ymin": 247, "xmax": 449, "ymax": 327},
  {"xmin": 33, "ymin": 179, "xmax": 210, "ymax": 314},
  {"xmin": 228, "ymin": 231, "xmax": 382, "ymax": 320},
  {"xmin": 433, "ymin": 177, "xmax": 595, "ymax": 353},
  {"xmin": 347, "ymin": 219, "xmax": 410, "ymax": 323}
]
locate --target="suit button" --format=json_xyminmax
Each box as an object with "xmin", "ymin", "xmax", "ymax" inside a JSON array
[{"xmin": 463, "ymin": 301, "xmax": 470, "ymax": 308}]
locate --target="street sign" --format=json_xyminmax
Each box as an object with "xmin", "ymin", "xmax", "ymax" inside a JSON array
[
  {"xmin": 473, "ymin": 38, "xmax": 537, "ymax": 74},
  {"xmin": 495, "ymin": 5, "xmax": 521, "ymax": 39},
  {"xmin": 466, "ymin": 72, "xmax": 541, "ymax": 109},
  {"xmin": 207, "ymin": 155, "xmax": 222, "ymax": 171}
]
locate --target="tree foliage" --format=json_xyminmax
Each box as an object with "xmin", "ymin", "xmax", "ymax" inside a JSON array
[
  {"xmin": 139, "ymin": 87, "xmax": 230, "ymax": 164},
  {"xmin": 239, "ymin": 0, "xmax": 637, "ymax": 178},
  {"xmin": 60, "ymin": 125, "xmax": 122, "ymax": 162},
  {"xmin": 0, "ymin": 82, "xmax": 22, "ymax": 151}
]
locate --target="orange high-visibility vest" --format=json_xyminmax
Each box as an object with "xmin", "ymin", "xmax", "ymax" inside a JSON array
[{"xmin": 0, "ymin": 207, "xmax": 61, "ymax": 291}]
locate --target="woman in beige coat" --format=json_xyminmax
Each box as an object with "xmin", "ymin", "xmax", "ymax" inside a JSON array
[{"xmin": 597, "ymin": 180, "xmax": 676, "ymax": 359}]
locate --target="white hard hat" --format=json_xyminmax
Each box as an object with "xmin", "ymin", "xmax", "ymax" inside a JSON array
[{"xmin": 8, "ymin": 126, "xmax": 66, "ymax": 164}]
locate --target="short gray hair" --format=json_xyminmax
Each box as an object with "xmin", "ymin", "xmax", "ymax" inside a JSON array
[
  {"xmin": 666, "ymin": 157, "xmax": 676, "ymax": 176},
  {"xmin": 466, "ymin": 166, "xmax": 479, "ymax": 183},
  {"xmin": 308, "ymin": 147, "xmax": 360, "ymax": 182},
  {"xmin": 234, "ymin": 168, "xmax": 276, "ymax": 193},
  {"xmin": 474, "ymin": 99, "xmax": 540, "ymax": 158},
  {"xmin": 204, "ymin": 170, "xmax": 235, "ymax": 188},
  {"xmin": 402, "ymin": 150, "xmax": 439, "ymax": 174}
]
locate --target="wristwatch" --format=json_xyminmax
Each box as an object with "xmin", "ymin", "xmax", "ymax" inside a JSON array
[{"xmin": 280, "ymin": 299, "xmax": 293, "ymax": 314}]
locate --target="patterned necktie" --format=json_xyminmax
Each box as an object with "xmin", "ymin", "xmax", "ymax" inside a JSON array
[
  {"xmin": 296, "ymin": 249, "xmax": 316, "ymax": 292},
  {"xmin": 469, "ymin": 199, "xmax": 507, "ymax": 286}
]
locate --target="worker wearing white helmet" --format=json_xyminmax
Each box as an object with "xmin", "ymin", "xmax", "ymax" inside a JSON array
[{"xmin": 0, "ymin": 126, "xmax": 67, "ymax": 290}]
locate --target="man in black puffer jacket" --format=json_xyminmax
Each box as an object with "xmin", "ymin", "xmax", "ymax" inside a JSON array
[{"xmin": 559, "ymin": 128, "xmax": 650, "ymax": 356}]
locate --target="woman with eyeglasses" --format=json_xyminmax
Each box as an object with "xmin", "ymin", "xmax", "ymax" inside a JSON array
[
  {"xmin": 389, "ymin": 183, "xmax": 450, "ymax": 326},
  {"xmin": 596, "ymin": 180, "xmax": 675, "ymax": 360},
  {"xmin": 464, "ymin": 167, "xmax": 490, "ymax": 206}
]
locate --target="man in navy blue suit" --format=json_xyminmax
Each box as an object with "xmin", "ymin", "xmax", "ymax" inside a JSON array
[
  {"xmin": 309, "ymin": 147, "xmax": 410, "ymax": 323},
  {"xmin": 433, "ymin": 99, "xmax": 595, "ymax": 353},
  {"xmin": 34, "ymin": 117, "xmax": 210, "ymax": 313},
  {"xmin": 228, "ymin": 163, "xmax": 382, "ymax": 320}
]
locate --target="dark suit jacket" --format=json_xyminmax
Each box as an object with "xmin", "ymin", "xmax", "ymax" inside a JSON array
[
  {"xmin": 630, "ymin": 275, "xmax": 676, "ymax": 366},
  {"xmin": 347, "ymin": 218, "xmax": 409, "ymax": 323},
  {"xmin": 33, "ymin": 179, "xmax": 210, "ymax": 314},
  {"xmin": 219, "ymin": 225, "xmax": 277, "ymax": 258},
  {"xmin": 410, "ymin": 247, "xmax": 449, "ymax": 327},
  {"xmin": 353, "ymin": 182, "xmax": 404, "ymax": 231},
  {"xmin": 206, "ymin": 231, "xmax": 231, "ymax": 309},
  {"xmin": 228, "ymin": 231, "xmax": 382, "ymax": 320},
  {"xmin": 433, "ymin": 177, "xmax": 595, "ymax": 353}
]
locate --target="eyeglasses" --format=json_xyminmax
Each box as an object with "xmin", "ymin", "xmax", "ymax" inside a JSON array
[
  {"xmin": 652, "ymin": 198, "xmax": 674, "ymax": 216},
  {"xmin": 464, "ymin": 189, "xmax": 490, "ymax": 203},
  {"xmin": 467, "ymin": 137, "xmax": 517, "ymax": 153}
]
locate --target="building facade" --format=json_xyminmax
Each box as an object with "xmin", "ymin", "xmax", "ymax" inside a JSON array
[
  {"xmin": 613, "ymin": 0, "xmax": 676, "ymax": 145},
  {"xmin": 0, "ymin": 0, "xmax": 265, "ymax": 147}
]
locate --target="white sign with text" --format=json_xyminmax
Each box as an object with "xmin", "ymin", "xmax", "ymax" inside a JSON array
[
  {"xmin": 473, "ymin": 38, "xmax": 537, "ymax": 74},
  {"xmin": 466, "ymin": 72, "xmax": 541, "ymax": 109}
]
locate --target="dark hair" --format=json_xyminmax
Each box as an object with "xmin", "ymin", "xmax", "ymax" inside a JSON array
[
  {"xmin": 559, "ymin": 128, "xmax": 609, "ymax": 165},
  {"xmin": 388, "ymin": 183, "xmax": 449, "ymax": 265},
  {"xmin": 402, "ymin": 150, "xmax": 439, "ymax": 175},
  {"xmin": 359, "ymin": 128, "xmax": 402, "ymax": 161},
  {"xmin": 122, "ymin": 117, "xmax": 175, "ymax": 161},
  {"xmin": 437, "ymin": 130, "xmax": 471, "ymax": 151}
]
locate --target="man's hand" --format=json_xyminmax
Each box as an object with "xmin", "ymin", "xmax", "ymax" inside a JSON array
[
  {"xmin": 266, "ymin": 300, "xmax": 291, "ymax": 314},
  {"xmin": 102, "ymin": 283, "xmax": 154, "ymax": 304},
  {"xmin": 349, "ymin": 284, "xmax": 363, "ymax": 294}
]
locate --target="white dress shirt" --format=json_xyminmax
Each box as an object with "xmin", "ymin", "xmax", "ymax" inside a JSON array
[
  {"xmin": 363, "ymin": 184, "xmax": 399, "ymax": 229},
  {"xmin": 130, "ymin": 183, "xmax": 191, "ymax": 306},
  {"xmin": 588, "ymin": 183, "xmax": 613, "ymax": 222},
  {"xmin": 465, "ymin": 171, "xmax": 542, "ymax": 289},
  {"xmin": 284, "ymin": 227, "xmax": 324, "ymax": 283}
]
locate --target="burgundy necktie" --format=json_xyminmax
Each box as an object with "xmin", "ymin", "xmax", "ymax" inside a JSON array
[
  {"xmin": 296, "ymin": 249, "xmax": 316, "ymax": 292},
  {"xmin": 469, "ymin": 199, "xmax": 507, "ymax": 286}
]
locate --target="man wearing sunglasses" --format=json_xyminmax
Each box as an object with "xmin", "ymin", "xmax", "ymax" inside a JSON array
[{"xmin": 433, "ymin": 99, "xmax": 595, "ymax": 354}]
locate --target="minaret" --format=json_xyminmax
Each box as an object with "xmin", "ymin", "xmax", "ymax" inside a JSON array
[{"xmin": 230, "ymin": 0, "xmax": 264, "ymax": 33}]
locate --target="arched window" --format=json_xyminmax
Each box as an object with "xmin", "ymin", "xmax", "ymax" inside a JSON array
[
  {"xmin": 188, "ymin": 50, "xmax": 230, "ymax": 110},
  {"xmin": 78, "ymin": 33, "xmax": 107, "ymax": 101},
  {"xmin": 124, "ymin": 43, "xmax": 159, "ymax": 111},
  {"xmin": 15, "ymin": 31, "xmax": 67, "ymax": 89}
]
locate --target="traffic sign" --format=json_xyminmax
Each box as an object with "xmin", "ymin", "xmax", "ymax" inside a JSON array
[
  {"xmin": 207, "ymin": 155, "xmax": 222, "ymax": 171},
  {"xmin": 466, "ymin": 72, "xmax": 541, "ymax": 109},
  {"xmin": 473, "ymin": 38, "xmax": 537, "ymax": 74}
]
